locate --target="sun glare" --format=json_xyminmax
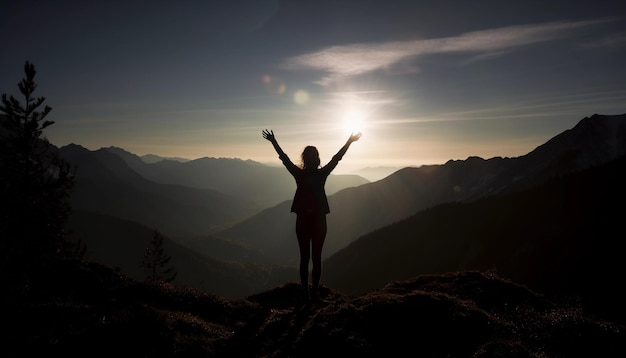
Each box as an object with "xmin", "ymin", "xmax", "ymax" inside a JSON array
[{"xmin": 342, "ymin": 111, "xmax": 364, "ymax": 134}]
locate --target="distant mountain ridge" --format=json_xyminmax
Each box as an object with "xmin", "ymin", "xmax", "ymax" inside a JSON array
[
  {"xmin": 60, "ymin": 144, "xmax": 369, "ymax": 238},
  {"xmin": 60, "ymin": 144, "xmax": 261, "ymax": 237},
  {"xmin": 104, "ymin": 146, "xmax": 370, "ymax": 207},
  {"xmin": 140, "ymin": 153, "xmax": 190, "ymax": 163},
  {"xmin": 352, "ymin": 165, "xmax": 403, "ymax": 181}
]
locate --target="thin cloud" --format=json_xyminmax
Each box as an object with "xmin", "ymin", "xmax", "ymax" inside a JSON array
[
  {"xmin": 282, "ymin": 19, "xmax": 612, "ymax": 86},
  {"xmin": 580, "ymin": 31, "xmax": 626, "ymax": 49}
]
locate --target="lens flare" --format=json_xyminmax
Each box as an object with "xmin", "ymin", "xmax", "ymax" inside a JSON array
[
  {"xmin": 294, "ymin": 89, "xmax": 309, "ymax": 105},
  {"xmin": 262, "ymin": 74, "xmax": 285, "ymax": 94}
]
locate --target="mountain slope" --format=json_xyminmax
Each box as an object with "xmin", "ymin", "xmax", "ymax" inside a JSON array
[
  {"xmin": 324, "ymin": 153, "xmax": 626, "ymax": 324},
  {"xmin": 68, "ymin": 210, "xmax": 296, "ymax": 298}
]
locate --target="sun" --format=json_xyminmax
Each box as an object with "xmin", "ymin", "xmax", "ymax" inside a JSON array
[{"xmin": 342, "ymin": 111, "xmax": 364, "ymax": 134}]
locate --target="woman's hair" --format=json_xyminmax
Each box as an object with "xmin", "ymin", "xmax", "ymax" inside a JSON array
[{"xmin": 301, "ymin": 145, "xmax": 320, "ymax": 169}]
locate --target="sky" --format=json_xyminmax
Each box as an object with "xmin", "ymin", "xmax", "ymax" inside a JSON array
[{"xmin": 2, "ymin": 0, "xmax": 626, "ymax": 179}]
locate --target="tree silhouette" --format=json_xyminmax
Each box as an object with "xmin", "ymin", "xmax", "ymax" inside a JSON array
[
  {"xmin": 0, "ymin": 61, "xmax": 77, "ymax": 282},
  {"xmin": 140, "ymin": 230, "xmax": 177, "ymax": 283}
]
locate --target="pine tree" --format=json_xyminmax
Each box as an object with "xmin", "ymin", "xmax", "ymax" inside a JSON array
[
  {"xmin": 140, "ymin": 230, "xmax": 177, "ymax": 283},
  {"xmin": 0, "ymin": 61, "xmax": 76, "ymax": 280}
]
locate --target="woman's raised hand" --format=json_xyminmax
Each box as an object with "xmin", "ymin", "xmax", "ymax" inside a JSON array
[
  {"xmin": 262, "ymin": 129, "xmax": 275, "ymax": 142},
  {"xmin": 348, "ymin": 132, "xmax": 362, "ymax": 143}
]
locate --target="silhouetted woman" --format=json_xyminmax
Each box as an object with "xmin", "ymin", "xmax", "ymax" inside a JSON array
[{"xmin": 262, "ymin": 129, "xmax": 361, "ymax": 301}]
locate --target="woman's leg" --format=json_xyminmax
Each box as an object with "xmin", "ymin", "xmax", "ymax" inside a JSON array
[
  {"xmin": 295, "ymin": 214, "xmax": 311, "ymax": 292},
  {"xmin": 310, "ymin": 214, "xmax": 327, "ymax": 296}
]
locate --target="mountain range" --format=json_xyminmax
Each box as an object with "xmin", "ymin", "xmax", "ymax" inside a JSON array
[
  {"xmin": 61, "ymin": 113, "xmax": 626, "ymax": 323},
  {"xmin": 215, "ymin": 113, "xmax": 626, "ymax": 264},
  {"xmin": 59, "ymin": 143, "xmax": 369, "ymax": 296}
]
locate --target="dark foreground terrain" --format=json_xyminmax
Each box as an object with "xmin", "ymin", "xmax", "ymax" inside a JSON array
[{"xmin": 4, "ymin": 258, "xmax": 624, "ymax": 357}]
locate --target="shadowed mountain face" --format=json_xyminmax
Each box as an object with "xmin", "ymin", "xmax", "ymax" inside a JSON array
[
  {"xmin": 6, "ymin": 259, "xmax": 625, "ymax": 357},
  {"xmin": 324, "ymin": 153, "xmax": 626, "ymax": 324},
  {"xmin": 216, "ymin": 114, "xmax": 626, "ymax": 265},
  {"xmin": 68, "ymin": 210, "xmax": 296, "ymax": 298}
]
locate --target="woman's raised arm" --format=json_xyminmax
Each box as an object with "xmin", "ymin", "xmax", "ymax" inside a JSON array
[
  {"xmin": 262, "ymin": 129, "xmax": 287, "ymax": 158},
  {"xmin": 332, "ymin": 132, "xmax": 361, "ymax": 161}
]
